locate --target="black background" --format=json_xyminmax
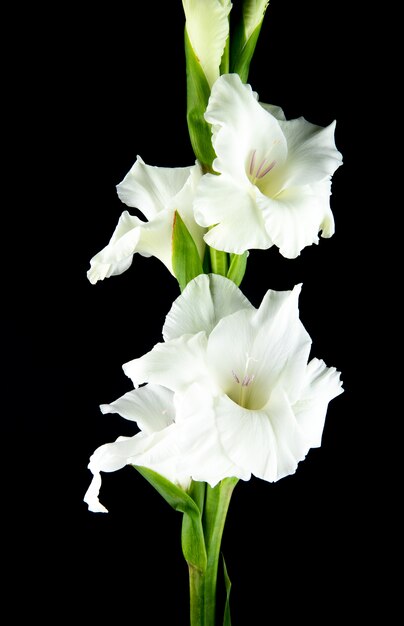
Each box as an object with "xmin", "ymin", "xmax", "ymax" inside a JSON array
[{"xmin": 5, "ymin": 1, "xmax": 378, "ymax": 623}]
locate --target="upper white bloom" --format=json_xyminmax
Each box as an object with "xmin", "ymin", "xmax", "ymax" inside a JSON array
[
  {"xmin": 123, "ymin": 274, "xmax": 343, "ymax": 486},
  {"xmin": 87, "ymin": 157, "xmax": 205, "ymax": 284},
  {"xmin": 182, "ymin": 0, "xmax": 232, "ymax": 87},
  {"xmin": 194, "ymin": 74, "xmax": 343, "ymax": 258}
]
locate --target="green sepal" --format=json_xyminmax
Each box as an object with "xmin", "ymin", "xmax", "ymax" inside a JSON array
[
  {"xmin": 222, "ymin": 555, "xmax": 232, "ymax": 626},
  {"xmin": 219, "ymin": 35, "xmax": 230, "ymax": 75},
  {"xmin": 210, "ymin": 247, "xmax": 229, "ymax": 277},
  {"xmin": 172, "ymin": 210, "xmax": 204, "ymax": 292},
  {"xmin": 134, "ymin": 466, "xmax": 207, "ymax": 572},
  {"xmin": 226, "ymin": 251, "xmax": 249, "ymax": 286},
  {"xmin": 230, "ymin": 20, "xmax": 266, "ymax": 83},
  {"xmin": 203, "ymin": 245, "xmax": 212, "ymax": 274},
  {"xmin": 184, "ymin": 28, "xmax": 216, "ymax": 169}
]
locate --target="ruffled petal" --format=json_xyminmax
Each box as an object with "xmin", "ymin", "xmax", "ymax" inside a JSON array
[
  {"xmin": 100, "ymin": 384, "xmax": 175, "ymax": 435},
  {"xmin": 264, "ymin": 385, "xmax": 309, "ymax": 480},
  {"xmin": 87, "ymin": 211, "xmax": 143, "ymax": 284},
  {"xmin": 257, "ymin": 180, "xmax": 335, "ymax": 259},
  {"xmin": 84, "ymin": 435, "xmax": 142, "ymax": 513},
  {"xmin": 116, "ymin": 156, "xmax": 196, "ymax": 221},
  {"xmin": 123, "ymin": 332, "xmax": 213, "ymax": 394},
  {"xmin": 293, "ymin": 358, "xmax": 343, "ymax": 448},
  {"xmin": 163, "ymin": 274, "xmax": 253, "ymax": 341},
  {"xmin": 194, "ymin": 173, "xmax": 272, "ymax": 253},
  {"xmin": 84, "ymin": 426, "xmax": 192, "ymax": 513},
  {"xmin": 278, "ymin": 117, "xmax": 342, "ymax": 188},
  {"xmin": 205, "ymin": 74, "xmax": 287, "ymax": 182},
  {"xmin": 87, "ymin": 207, "xmax": 178, "ymax": 282},
  {"xmin": 182, "ymin": 0, "xmax": 231, "ymax": 87}
]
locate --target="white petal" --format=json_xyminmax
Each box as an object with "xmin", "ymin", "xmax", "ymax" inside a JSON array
[
  {"xmin": 260, "ymin": 102, "xmax": 286, "ymax": 121},
  {"xmin": 206, "ymin": 285, "xmax": 311, "ymax": 410},
  {"xmin": 84, "ymin": 426, "xmax": 192, "ymax": 513},
  {"xmin": 264, "ymin": 385, "xmax": 308, "ymax": 480},
  {"xmin": 117, "ymin": 156, "xmax": 196, "ymax": 221},
  {"xmin": 84, "ymin": 435, "xmax": 138, "ymax": 513},
  {"xmin": 205, "ymin": 74, "xmax": 287, "ymax": 182},
  {"xmin": 131, "ymin": 208, "xmax": 175, "ymax": 272},
  {"xmin": 172, "ymin": 383, "xmax": 246, "ymax": 485},
  {"xmin": 194, "ymin": 173, "xmax": 272, "ymax": 253},
  {"xmin": 100, "ymin": 384, "xmax": 175, "ymax": 435},
  {"xmin": 163, "ymin": 273, "xmax": 253, "ymax": 341},
  {"xmin": 213, "ymin": 394, "xmax": 279, "ymax": 481},
  {"xmin": 87, "ymin": 211, "xmax": 142, "ymax": 284},
  {"xmin": 87, "ymin": 208, "xmax": 177, "ymax": 282},
  {"xmin": 278, "ymin": 117, "xmax": 342, "ymax": 187},
  {"xmin": 123, "ymin": 332, "xmax": 213, "ymax": 394},
  {"xmin": 83, "ymin": 472, "xmax": 108, "ymax": 513},
  {"xmin": 257, "ymin": 180, "xmax": 334, "ymax": 259},
  {"xmin": 182, "ymin": 0, "xmax": 231, "ymax": 87},
  {"xmin": 293, "ymin": 358, "xmax": 343, "ymax": 448}
]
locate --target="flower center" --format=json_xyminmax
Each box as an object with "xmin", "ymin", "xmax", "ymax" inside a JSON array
[
  {"xmin": 229, "ymin": 354, "xmax": 258, "ymax": 409},
  {"xmin": 248, "ymin": 149, "xmax": 276, "ymax": 186}
]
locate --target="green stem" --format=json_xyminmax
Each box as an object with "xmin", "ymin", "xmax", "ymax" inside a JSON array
[
  {"xmin": 186, "ymin": 481, "xmax": 207, "ymax": 626},
  {"xmin": 203, "ymin": 478, "xmax": 238, "ymax": 626},
  {"xmin": 189, "ymin": 563, "xmax": 205, "ymax": 626}
]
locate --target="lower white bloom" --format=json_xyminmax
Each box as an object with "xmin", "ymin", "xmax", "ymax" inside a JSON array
[
  {"xmin": 85, "ymin": 275, "xmax": 342, "ymax": 511},
  {"xmin": 193, "ymin": 74, "xmax": 343, "ymax": 258},
  {"xmin": 87, "ymin": 157, "xmax": 204, "ymax": 284},
  {"xmin": 123, "ymin": 274, "xmax": 343, "ymax": 486}
]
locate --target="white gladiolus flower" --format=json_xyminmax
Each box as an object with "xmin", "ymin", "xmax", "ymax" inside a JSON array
[
  {"xmin": 123, "ymin": 274, "xmax": 343, "ymax": 487},
  {"xmin": 194, "ymin": 74, "xmax": 343, "ymax": 258},
  {"xmin": 182, "ymin": 0, "xmax": 232, "ymax": 87},
  {"xmin": 87, "ymin": 157, "xmax": 204, "ymax": 284}
]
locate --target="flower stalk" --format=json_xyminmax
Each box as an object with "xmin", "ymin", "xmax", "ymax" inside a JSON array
[{"xmin": 184, "ymin": 478, "xmax": 239, "ymax": 626}]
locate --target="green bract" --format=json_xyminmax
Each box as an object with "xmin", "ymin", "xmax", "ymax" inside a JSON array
[{"xmin": 231, "ymin": 0, "xmax": 270, "ymax": 82}]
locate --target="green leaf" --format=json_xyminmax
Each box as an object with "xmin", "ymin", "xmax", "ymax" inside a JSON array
[
  {"xmin": 184, "ymin": 29, "xmax": 216, "ymax": 169},
  {"xmin": 134, "ymin": 466, "xmax": 207, "ymax": 572},
  {"xmin": 134, "ymin": 466, "xmax": 200, "ymax": 516},
  {"xmin": 227, "ymin": 251, "xmax": 249, "ymax": 286},
  {"xmin": 172, "ymin": 210, "xmax": 204, "ymax": 292},
  {"xmin": 222, "ymin": 555, "xmax": 232, "ymax": 626}
]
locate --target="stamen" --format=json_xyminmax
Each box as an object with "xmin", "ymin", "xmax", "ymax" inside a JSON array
[
  {"xmin": 232, "ymin": 370, "xmax": 240, "ymax": 384},
  {"xmin": 249, "ymin": 149, "xmax": 277, "ymax": 183},
  {"xmin": 257, "ymin": 160, "xmax": 276, "ymax": 178},
  {"xmin": 249, "ymin": 150, "xmax": 256, "ymax": 176},
  {"xmin": 242, "ymin": 374, "xmax": 255, "ymax": 387},
  {"xmin": 255, "ymin": 158, "xmax": 267, "ymax": 179}
]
